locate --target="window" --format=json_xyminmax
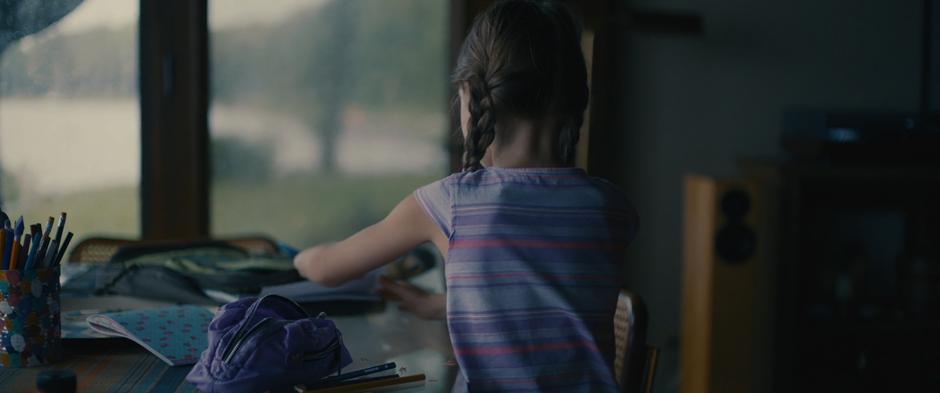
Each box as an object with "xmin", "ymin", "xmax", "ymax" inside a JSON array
[
  {"xmin": 0, "ymin": 0, "xmax": 139, "ymax": 238},
  {"xmin": 209, "ymin": 0, "xmax": 449, "ymax": 246}
]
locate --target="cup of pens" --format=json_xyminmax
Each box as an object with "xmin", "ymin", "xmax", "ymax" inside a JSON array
[{"xmin": 0, "ymin": 212, "xmax": 73, "ymax": 368}]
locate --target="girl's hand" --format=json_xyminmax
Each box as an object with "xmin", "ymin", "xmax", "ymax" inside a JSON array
[{"xmin": 377, "ymin": 276, "xmax": 446, "ymax": 320}]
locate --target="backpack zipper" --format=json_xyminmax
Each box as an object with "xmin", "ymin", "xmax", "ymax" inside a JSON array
[{"xmin": 222, "ymin": 317, "xmax": 274, "ymax": 362}]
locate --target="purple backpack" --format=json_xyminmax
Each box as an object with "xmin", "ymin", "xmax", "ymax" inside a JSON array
[{"xmin": 186, "ymin": 295, "xmax": 352, "ymax": 392}]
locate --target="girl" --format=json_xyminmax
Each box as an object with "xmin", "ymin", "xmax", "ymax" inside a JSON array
[{"xmin": 294, "ymin": 1, "xmax": 637, "ymax": 391}]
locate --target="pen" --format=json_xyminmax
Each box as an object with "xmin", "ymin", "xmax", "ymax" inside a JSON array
[{"xmin": 53, "ymin": 232, "xmax": 73, "ymax": 267}]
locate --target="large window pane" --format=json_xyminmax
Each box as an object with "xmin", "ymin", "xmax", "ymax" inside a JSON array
[
  {"xmin": 0, "ymin": 0, "xmax": 139, "ymax": 238},
  {"xmin": 210, "ymin": 0, "xmax": 449, "ymax": 246}
]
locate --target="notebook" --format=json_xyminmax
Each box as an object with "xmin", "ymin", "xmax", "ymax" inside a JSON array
[{"xmin": 87, "ymin": 305, "xmax": 214, "ymax": 366}]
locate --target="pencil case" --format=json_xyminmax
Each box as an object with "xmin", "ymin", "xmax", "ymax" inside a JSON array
[{"xmin": 186, "ymin": 294, "xmax": 352, "ymax": 393}]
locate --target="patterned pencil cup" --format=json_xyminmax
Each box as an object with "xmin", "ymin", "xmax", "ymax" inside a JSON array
[{"xmin": 0, "ymin": 267, "xmax": 61, "ymax": 367}]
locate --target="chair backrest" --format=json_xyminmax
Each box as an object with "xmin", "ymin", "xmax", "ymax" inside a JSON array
[
  {"xmin": 68, "ymin": 237, "xmax": 134, "ymax": 263},
  {"xmin": 614, "ymin": 290, "xmax": 658, "ymax": 393}
]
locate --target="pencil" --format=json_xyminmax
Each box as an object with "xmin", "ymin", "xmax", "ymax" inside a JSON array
[
  {"xmin": 306, "ymin": 374, "xmax": 399, "ymax": 390},
  {"xmin": 53, "ymin": 212, "xmax": 66, "ymax": 245},
  {"xmin": 0, "ymin": 229, "xmax": 7, "ymax": 269},
  {"xmin": 303, "ymin": 374, "xmax": 425, "ymax": 393},
  {"xmin": 317, "ymin": 362, "xmax": 397, "ymax": 384},
  {"xmin": 43, "ymin": 217, "xmax": 53, "ymax": 239},
  {"xmin": 35, "ymin": 235, "xmax": 50, "ymax": 269},
  {"xmin": 19, "ymin": 235, "xmax": 31, "ymax": 270},
  {"xmin": 53, "ymin": 232, "xmax": 73, "ymax": 267},
  {"xmin": 9, "ymin": 240, "xmax": 20, "ymax": 270}
]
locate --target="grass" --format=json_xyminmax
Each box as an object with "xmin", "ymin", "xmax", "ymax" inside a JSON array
[{"xmin": 4, "ymin": 173, "xmax": 441, "ymax": 248}]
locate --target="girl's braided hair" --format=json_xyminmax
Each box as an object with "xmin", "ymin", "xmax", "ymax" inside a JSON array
[{"xmin": 453, "ymin": 0, "xmax": 588, "ymax": 171}]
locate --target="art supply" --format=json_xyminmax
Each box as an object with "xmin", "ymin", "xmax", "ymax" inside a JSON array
[
  {"xmin": 306, "ymin": 374, "xmax": 399, "ymax": 390},
  {"xmin": 25, "ymin": 232, "xmax": 42, "ymax": 271},
  {"xmin": 43, "ymin": 238, "xmax": 59, "ymax": 269},
  {"xmin": 0, "ymin": 229, "xmax": 7, "ymax": 269},
  {"xmin": 316, "ymin": 362, "xmax": 397, "ymax": 385},
  {"xmin": 9, "ymin": 235, "xmax": 21, "ymax": 270},
  {"xmin": 54, "ymin": 232, "xmax": 73, "ymax": 267},
  {"xmin": 36, "ymin": 235, "xmax": 51, "ymax": 269},
  {"xmin": 53, "ymin": 212, "xmax": 66, "ymax": 245},
  {"xmin": 20, "ymin": 235, "xmax": 31, "ymax": 270},
  {"xmin": 303, "ymin": 373, "xmax": 426, "ymax": 393},
  {"xmin": 0, "ymin": 265, "xmax": 62, "ymax": 367},
  {"xmin": 43, "ymin": 216, "xmax": 54, "ymax": 239},
  {"xmin": 14, "ymin": 216, "xmax": 24, "ymax": 243}
]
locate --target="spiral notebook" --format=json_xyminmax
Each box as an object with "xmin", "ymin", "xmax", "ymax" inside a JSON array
[{"xmin": 87, "ymin": 305, "xmax": 214, "ymax": 366}]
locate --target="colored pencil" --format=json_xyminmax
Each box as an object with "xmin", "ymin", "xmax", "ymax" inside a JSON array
[
  {"xmin": 303, "ymin": 373, "xmax": 425, "ymax": 393},
  {"xmin": 0, "ymin": 229, "xmax": 7, "ymax": 269},
  {"xmin": 19, "ymin": 235, "xmax": 31, "ymax": 270},
  {"xmin": 9, "ymin": 239, "xmax": 20, "ymax": 270},
  {"xmin": 317, "ymin": 362, "xmax": 397, "ymax": 385},
  {"xmin": 53, "ymin": 212, "xmax": 66, "ymax": 245},
  {"xmin": 53, "ymin": 232, "xmax": 73, "ymax": 267}
]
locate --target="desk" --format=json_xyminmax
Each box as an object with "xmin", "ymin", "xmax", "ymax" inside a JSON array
[{"xmin": 0, "ymin": 296, "xmax": 457, "ymax": 392}]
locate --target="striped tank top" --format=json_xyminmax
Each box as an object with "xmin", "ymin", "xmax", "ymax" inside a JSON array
[{"xmin": 414, "ymin": 167, "xmax": 638, "ymax": 392}]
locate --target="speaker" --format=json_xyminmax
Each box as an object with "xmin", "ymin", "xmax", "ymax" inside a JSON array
[{"xmin": 680, "ymin": 175, "xmax": 778, "ymax": 393}]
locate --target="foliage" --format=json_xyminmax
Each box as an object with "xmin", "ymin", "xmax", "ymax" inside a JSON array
[{"xmin": 211, "ymin": 135, "xmax": 274, "ymax": 182}]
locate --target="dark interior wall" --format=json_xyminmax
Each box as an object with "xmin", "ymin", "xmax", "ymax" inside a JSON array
[{"xmin": 607, "ymin": 1, "xmax": 929, "ymax": 391}]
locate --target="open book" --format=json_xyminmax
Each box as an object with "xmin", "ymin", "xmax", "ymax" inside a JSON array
[{"xmin": 87, "ymin": 305, "xmax": 214, "ymax": 366}]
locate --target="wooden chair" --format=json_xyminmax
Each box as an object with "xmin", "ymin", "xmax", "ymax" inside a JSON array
[
  {"xmin": 614, "ymin": 290, "xmax": 660, "ymax": 393},
  {"xmin": 67, "ymin": 235, "xmax": 279, "ymax": 264}
]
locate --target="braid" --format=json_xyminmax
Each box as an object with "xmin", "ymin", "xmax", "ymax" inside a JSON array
[{"xmin": 462, "ymin": 74, "xmax": 498, "ymax": 171}]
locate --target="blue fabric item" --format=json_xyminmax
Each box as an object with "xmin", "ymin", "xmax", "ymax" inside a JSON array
[
  {"xmin": 415, "ymin": 167, "xmax": 638, "ymax": 392},
  {"xmin": 186, "ymin": 295, "xmax": 352, "ymax": 393}
]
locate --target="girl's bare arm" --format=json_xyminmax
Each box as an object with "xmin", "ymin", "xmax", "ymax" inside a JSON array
[{"xmin": 293, "ymin": 194, "xmax": 446, "ymax": 287}]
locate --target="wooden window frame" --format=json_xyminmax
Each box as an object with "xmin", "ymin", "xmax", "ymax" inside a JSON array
[{"xmin": 139, "ymin": 0, "xmax": 209, "ymax": 240}]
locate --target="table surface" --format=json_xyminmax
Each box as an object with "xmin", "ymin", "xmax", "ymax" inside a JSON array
[{"xmin": 0, "ymin": 276, "xmax": 457, "ymax": 392}]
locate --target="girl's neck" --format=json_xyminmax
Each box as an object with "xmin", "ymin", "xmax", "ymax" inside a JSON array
[{"xmin": 487, "ymin": 117, "xmax": 566, "ymax": 169}]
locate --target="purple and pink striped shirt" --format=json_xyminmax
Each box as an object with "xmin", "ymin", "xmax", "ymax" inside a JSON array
[{"xmin": 415, "ymin": 167, "xmax": 638, "ymax": 392}]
